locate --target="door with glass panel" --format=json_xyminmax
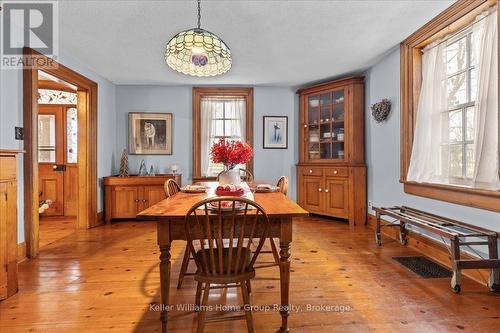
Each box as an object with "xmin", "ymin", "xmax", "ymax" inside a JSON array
[
  {"xmin": 38, "ymin": 105, "xmax": 78, "ymax": 216},
  {"xmin": 305, "ymin": 88, "xmax": 346, "ymax": 161}
]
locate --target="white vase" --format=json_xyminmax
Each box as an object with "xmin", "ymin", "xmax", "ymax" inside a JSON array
[{"xmin": 218, "ymin": 168, "xmax": 241, "ymax": 185}]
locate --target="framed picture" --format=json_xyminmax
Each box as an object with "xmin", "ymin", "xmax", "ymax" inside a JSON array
[
  {"xmin": 129, "ymin": 112, "xmax": 173, "ymax": 155},
  {"xmin": 263, "ymin": 116, "xmax": 288, "ymax": 149}
]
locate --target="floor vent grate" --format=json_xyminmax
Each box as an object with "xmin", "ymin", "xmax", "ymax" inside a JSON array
[{"xmin": 393, "ymin": 256, "xmax": 452, "ymax": 279}]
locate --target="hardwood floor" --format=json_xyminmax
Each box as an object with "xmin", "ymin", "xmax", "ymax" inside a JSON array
[
  {"xmin": 1, "ymin": 216, "xmax": 499, "ymax": 332},
  {"xmin": 39, "ymin": 217, "xmax": 77, "ymax": 248}
]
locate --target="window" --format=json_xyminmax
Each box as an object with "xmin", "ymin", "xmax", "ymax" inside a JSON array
[
  {"xmin": 444, "ymin": 30, "xmax": 476, "ymax": 182},
  {"xmin": 401, "ymin": 1, "xmax": 500, "ymax": 212},
  {"xmin": 201, "ymin": 97, "xmax": 246, "ymax": 176},
  {"xmin": 192, "ymin": 88, "xmax": 253, "ymax": 180}
]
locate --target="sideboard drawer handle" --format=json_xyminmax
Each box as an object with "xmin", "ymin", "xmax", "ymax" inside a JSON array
[
  {"xmin": 333, "ymin": 170, "xmax": 338, "ymax": 174},
  {"xmin": 309, "ymin": 169, "xmax": 313, "ymax": 173},
  {"xmin": 318, "ymin": 188, "xmax": 322, "ymax": 192}
]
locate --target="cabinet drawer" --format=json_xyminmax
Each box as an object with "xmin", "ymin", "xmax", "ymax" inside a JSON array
[
  {"xmin": 300, "ymin": 167, "xmax": 323, "ymax": 177},
  {"xmin": 325, "ymin": 167, "xmax": 348, "ymax": 177},
  {"xmin": 0, "ymin": 157, "xmax": 16, "ymax": 181}
]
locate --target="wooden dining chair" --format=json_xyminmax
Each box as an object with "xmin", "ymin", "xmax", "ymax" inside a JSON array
[
  {"xmin": 164, "ymin": 179, "xmax": 195, "ymax": 289},
  {"xmin": 164, "ymin": 179, "xmax": 181, "ymax": 198},
  {"xmin": 216, "ymin": 169, "xmax": 254, "ymax": 183},
  {"xmin": 257, "ymin": 176, "xmax": 288, "ymax": 266},
  {"xmin": 276, "ymin": 176, "xmax": 289, "ymax": 196},
  {"xmin": 185, "ymin": 197, "xmax": 270, "ymax": 333}
]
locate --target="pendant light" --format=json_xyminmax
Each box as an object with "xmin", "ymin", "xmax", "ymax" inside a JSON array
[{"xmin": 165, "ymin": 0, "xmax": 232, "ymax": 77}]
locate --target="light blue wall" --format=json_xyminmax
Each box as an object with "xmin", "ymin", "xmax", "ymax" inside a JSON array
[
  {"xmin": 364, "ymin": 47, "xmax": 500, "ymax": 237},
  {"xmin": 114, "ymin": 85, "xmax": 298, "ymax": 200},
  {"xmin": 0, "ymin": 51, "xmax": 117, "ymax": 243}
]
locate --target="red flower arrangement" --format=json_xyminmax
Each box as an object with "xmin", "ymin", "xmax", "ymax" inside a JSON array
[{"xmin": 210, "ymin": 138, "xmax": 253, "ymax": 170}]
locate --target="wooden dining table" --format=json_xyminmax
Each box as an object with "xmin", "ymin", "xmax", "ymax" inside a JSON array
[{"xmin": 137, "ymin": 182, "xmax": 309, "ymax": 333}]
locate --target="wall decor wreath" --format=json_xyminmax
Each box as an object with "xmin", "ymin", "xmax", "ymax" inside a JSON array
[{"xmin": 371, "ymin": 99, "xmax": 391, "ymax": 123}]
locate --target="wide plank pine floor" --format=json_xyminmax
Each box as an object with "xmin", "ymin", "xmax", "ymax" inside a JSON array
[{"xmin": 1, "ymin": 216, "xmax": 500, "ymax": 332}]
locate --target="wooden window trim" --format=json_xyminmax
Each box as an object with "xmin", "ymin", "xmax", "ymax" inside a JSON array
[
  {"xmin": 400, "ymin": 0, "xmax": 500, "ymax": 212},
  {"xmin": 192, "ymin": 87, "xmax": 254, "ymax": 182}
]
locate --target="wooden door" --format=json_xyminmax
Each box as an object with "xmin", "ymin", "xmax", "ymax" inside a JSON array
[
  {"xmin": 301, "ymin": 176, "xmax": 323, "ymax": 212},
  {"xmin": 0, "ymin": 182, "xmax": 7, "ymax": 300},
  {"xmin": 142, "ymin": 186, "xmax": 167, "ymax": 210},
  {"xmin": 111, "ymin": 186, "xmax": 140, "ymax": 218},
  {"xmin": 324, "ymin": 178, "xmax": 349, "ymax": 218},
  {"xmin": 38, "ymin": 105, "xmax": 79, "ymax": 217},
  {"xmin": 38, "ymin": 106, "xmax": 64, "ymax": 215}
]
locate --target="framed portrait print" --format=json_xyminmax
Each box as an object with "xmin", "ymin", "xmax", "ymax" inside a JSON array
[
  {"xmin": 263, "ymin": 116, "xmax": 288, "ymax": 149},
  {"xmin": 129, "ymin": 112, "xmax": 173, "ymax": 155}
]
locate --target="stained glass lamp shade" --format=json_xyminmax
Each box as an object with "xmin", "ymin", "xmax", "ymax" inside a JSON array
[{"xmin": 165, "ymin": 28, "xmax": 231, "ymax": 77}]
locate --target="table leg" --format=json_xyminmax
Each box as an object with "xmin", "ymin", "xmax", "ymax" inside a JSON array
[
  {"xmin": 157, "ymin": 222, "xmax": 171, "ymax": 333},
  {"xmin": 278, "ymin": 217, "xmax": 292, "ymax": 333}
]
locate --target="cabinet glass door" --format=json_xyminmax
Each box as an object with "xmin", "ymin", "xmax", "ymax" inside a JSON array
[
  {"xmin": 306, "ymin": 89, "xmax": 345, "ymax": 161},
  {"xmin": 332, "ymin": 89, "xmax": 345, "ymax": 160}
]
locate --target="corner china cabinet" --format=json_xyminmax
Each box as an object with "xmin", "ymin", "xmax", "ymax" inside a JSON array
[{"xmin": 297, "ymin": 77, "xmax": 366, "ymax": 226}]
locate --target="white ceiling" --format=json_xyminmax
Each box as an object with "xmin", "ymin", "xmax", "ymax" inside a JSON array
[{"xmin": 59, "ymin": 0, "xmax": 454, "ymax": 87}]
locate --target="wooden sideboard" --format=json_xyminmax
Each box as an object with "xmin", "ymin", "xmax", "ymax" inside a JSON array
[
  {"xmin": 296, "ymin": 77, "xmax": 367, "ymax": 226},
  {"xmin": 103, "ymin": 175, "xmax": 181, "ymax": 223},
  {"xmin": 0, "ymin": 150, "xmax": 22, "ymax": 300}
]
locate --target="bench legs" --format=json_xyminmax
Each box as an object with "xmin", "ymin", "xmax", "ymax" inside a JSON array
[
  {"xmin": 487, "ymin": 236, "xmax": 500, "ymax": 292},
  {"xmin": 375, "ymin": 212, "xmax": 382, "ymax": 246},
  {"xmin": 450, "ymin": 237, "xmax": 462, "ymax": 293}
]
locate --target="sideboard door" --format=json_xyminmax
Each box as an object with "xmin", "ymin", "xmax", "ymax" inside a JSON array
[
  {"xmin": 142, "ymin": 186, "xmax": 167, "ymax": 210},
  {"xmin": 111, "ymin": 186, "xmax": 140, "ymax": 219}
]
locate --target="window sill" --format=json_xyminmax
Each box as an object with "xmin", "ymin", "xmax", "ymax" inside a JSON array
[{"xmin": 401, "ymin": 180, "xmax": 500, "ymax": 212}]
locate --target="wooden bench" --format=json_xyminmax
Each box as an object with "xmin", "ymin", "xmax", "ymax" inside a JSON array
[{"xmin": 373, "ymin": 206, "xmax": 500, "ymax": 293}]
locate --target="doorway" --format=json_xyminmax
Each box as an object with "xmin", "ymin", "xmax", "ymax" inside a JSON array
[
  {"xmin": 23, "ymin": 48, "xmax": 99, "ymax": 258},
  {"xmin": 37, "ymin": 73, "xmax": 80, "ymax": 246}
]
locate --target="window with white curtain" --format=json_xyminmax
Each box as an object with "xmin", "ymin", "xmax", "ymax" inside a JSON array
[
  {"xmin": 407, "ymin": 8, "xmax": 499, "ymax": 190},
  {"xmin": 200, "ymin": 97, "xmax": 246, "ymax": 177}
]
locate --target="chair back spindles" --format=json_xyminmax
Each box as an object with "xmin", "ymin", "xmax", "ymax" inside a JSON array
[
  {"xmin": 276, "ymin": 176, "xmax": 289, "ymax": 196},
  {"xmin": 185, "ymin": 197, "xmax": 269, "ymax": 277},
  {"xmin": 164, "ymin": 179, "xmax": 181, "ymax": 198}
]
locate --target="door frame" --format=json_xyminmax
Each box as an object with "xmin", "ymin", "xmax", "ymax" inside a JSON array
[{"xmin": 23, "ymin": 47, "xmax": 98, "ymax": 258}]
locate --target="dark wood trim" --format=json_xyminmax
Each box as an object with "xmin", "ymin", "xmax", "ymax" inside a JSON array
[
  {"xmin": 400, "ymin": 0, "xmax": 500, "ymax": 211},
  {"xmin": 38, "ymin": 79, "xmax": 77, "ymax": 93},
  {"xmin": 192, "ymin": 87, "xmax": 254, "ymax": 180},
  {"xmin": 23, "ymin": 48, "xmax": 98, "ymax": 258},
  {"xmin": 367, "ymin": 214, "xmax": 490, "ymax": 286}
]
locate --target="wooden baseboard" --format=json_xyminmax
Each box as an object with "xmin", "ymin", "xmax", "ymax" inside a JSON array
[
  {"xmin": 17, "ymin": 242, "xmax": 26, "ymax": 263},
  {"xmin": 367, "ymin": 214, "xmax": 490, "ymax": 286},
  {"xmin": 92, "ymin": 211, "xmax": 104, "ymax": 228}
]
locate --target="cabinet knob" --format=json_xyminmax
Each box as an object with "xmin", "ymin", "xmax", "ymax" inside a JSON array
[
  {"xmin": 304, "ymin": 124, "xmax": 308, "ymax": 128},
  {"xmin": 134, "ymin": 199, "xmax": 139, "ymax": 202},
  {"xmin": 333, "ymin": 170, "xmax": 338, "ymax": 174},
  {"xmin": 309, "ymin": 169, "xmax": 313, "ymax": 174},
  {"xmin": 318, "ymin": 188, "xmax": 322, "ymax": 192},
  {"xmin": 325, "ymin": 189, "xmax": 329, "ymax": 193},
  {"xmin": 143, "ymin": 199, "xmax": 148, "ymax": 202}
]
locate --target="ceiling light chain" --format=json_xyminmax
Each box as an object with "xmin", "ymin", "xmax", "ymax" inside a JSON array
[{"xmin": 197, "ymin": 0, "xmax": 201, "ymax": 29}]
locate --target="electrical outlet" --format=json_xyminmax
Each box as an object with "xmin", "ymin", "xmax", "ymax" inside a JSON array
[{"xmin": 368, "ymin": 200, "xmax": 373, "ymax": 211}]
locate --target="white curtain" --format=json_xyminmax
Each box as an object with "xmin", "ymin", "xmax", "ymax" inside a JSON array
[
  {"xmin": 407, "ymin": 9, "xmax": 499, "ymax": 190},
  {"xmin": 200, "ymin": 98, "xmax": 246, "ymax": 177},
  {"xmin": 200, "ymin": 98, "xmax": 217, "ymax": 177},
  {"xmin": 471, "ymin": 10, "xmax": 499, "ymax": 190},
  {"xmin": 407, "ymin": 41, "xmax": 448, "ymax": 183}
]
